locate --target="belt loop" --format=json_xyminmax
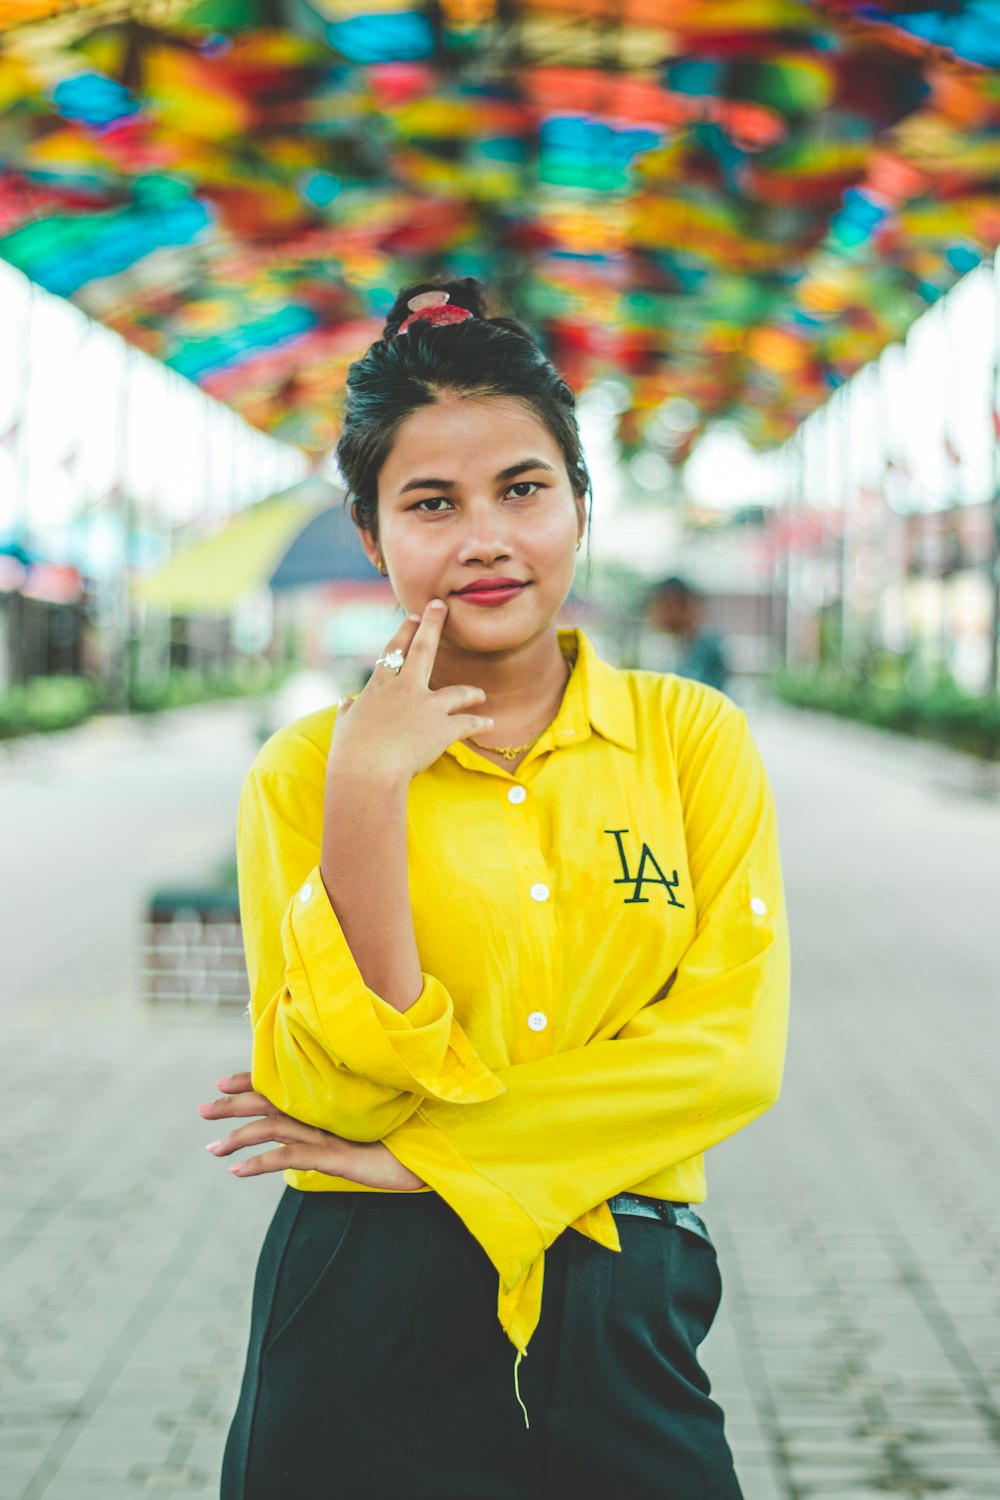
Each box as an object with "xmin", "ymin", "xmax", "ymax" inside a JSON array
[{"xmin": 654, "ymin": 1201, "xmax": 678, "ymax": 1226}]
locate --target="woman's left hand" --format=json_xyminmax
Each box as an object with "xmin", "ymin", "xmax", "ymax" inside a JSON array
[{"xmin": 199, "ymin": 1072, "xmax": 426, "ymax": 1191}]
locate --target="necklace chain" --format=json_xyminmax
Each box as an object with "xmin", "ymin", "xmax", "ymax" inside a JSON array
[
  {"xmin": 467, "ymin": 732, "xmax": 543, "ymax": 761},
  {"xmin": 465, "ymin": 653, "xmax": 573, "ymax": 762}
]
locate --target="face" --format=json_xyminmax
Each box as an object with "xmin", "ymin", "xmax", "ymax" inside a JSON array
[
  {"xmin": 360, "ymin": 394, "xmax": 587, "ymax": 654},
  {"xmin": 648, "ymin": 591, "xmax": 696, "ymax": 637}
]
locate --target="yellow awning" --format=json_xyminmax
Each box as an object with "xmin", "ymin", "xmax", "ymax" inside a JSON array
[{"xmin": 132, "ymin": 493, "xmax": 331, "ymax": 612}]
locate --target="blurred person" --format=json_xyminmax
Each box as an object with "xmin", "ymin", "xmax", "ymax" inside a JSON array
[
  {"xmin": 198, "ymin": 278, "xmax": 790, "ymax": 1500},
  {"xmin": 643, "ymin": 575, "xmax": 730, "ymax": 693}
]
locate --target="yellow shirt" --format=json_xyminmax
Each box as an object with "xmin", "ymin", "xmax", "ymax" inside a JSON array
[{"xmin": 238, "ymin": 628, "xmax": 790, "ymax": 1360}]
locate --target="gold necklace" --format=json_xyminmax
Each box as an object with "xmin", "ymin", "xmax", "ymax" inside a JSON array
[
  {"xmin": 467, "ymin": 732, "xmax": 543, "ymax": 762},
  {"xmin": 467, "ymin": 655, "xmax": 572, "ymax": 761}
]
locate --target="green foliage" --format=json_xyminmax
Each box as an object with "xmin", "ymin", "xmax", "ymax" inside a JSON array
[
  {"xmin": 130, "ymin": 660, "xmax": 291, "ymax": 714},
  {"xmin": 0, "ymin": 661, "xmax": 290, "ymax": 739},
  {"xmin": 773, "ymin": 667, "xmax": 1000, "ymax": 760},
  {"xmin": 0, "ymin": 675, "xmax": 99, "ymax": 738}
]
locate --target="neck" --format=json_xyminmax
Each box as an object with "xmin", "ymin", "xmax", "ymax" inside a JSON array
[{"xmin": 430, "ymin": 626, "xmax": 572, "ymax": 744}]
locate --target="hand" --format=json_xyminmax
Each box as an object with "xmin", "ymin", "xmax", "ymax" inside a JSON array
[
  {"xmin": 328, "ymin": 599, "xmax": 492, "ymax": 785},
  {"xmin": 199, "ymin": 1072, "xmax": 426, "ymax": 1191}
]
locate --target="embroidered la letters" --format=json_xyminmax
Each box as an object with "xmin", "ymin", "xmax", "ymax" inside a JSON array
[{"xmin": 605, "ymin": 829, "xmax": 685, "ymax": 906}]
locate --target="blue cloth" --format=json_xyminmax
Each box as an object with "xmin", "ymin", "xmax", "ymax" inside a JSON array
[{"xmin": 677, "ymin": 632, "xmax": 729, "ymax": 693}]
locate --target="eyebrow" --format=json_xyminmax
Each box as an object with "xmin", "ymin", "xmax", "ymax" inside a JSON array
[{"xmin": 397, "ymin": 458, "xmax": 558, "ymax": 496}]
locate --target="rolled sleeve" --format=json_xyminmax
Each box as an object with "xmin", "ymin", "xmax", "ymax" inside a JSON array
[
  {"xmin": 240, "ymin": 757, "xmax": 505, "ymax": 1140},
  {"xmin": 283, "ymin": 864, "xmax": 505, "ymax": 1104}
]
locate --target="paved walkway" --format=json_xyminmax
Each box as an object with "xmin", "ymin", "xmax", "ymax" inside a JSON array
[{"xmin": 1, "ymin": 702, "xmax": 998, "ymax": 1499}]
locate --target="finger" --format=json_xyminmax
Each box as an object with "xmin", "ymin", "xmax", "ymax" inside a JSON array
[
  {"xmin": 228, "ymin": 1146, "xmax": 299, "ymax": 1177},
  {"xmin": 216, "ymin": 1072, "xmax": 253, "ymax": 1093},
  {"xmin": 229, "ymin": 1144, "xmax": 338, "ymax": 1178},
  {"xmin": 452, "ymin": 715, "xmax": 496, "ymax": 739},
  {"xmin": 206, "ymin": 1116, "xmax": 318, "ymax": 1157},
  {"xmin": 198, "ymin": 1090, "xmax": 274, "ymax": 1120},
  {"xmin": 433, "ymin": 683, "xmax": 487, "ymax": 715},
  {"xmin": 402, "ymin": 598, "xmax": 448, "ymax": 685},
  {"xmin": 375, "ymin": 611, "xmax": 422, "ymax": 668}
]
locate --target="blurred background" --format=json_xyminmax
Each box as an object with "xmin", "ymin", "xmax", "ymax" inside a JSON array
[{"xmin": 1, "ymin": 3, "xmax": 999, "ymax": 1498}]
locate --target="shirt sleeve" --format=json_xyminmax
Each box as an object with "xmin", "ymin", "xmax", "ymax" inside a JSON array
[
  {"xmin": 239, "ymin": 757, "xmax": 505, "ymax": 1143},
  {"xmin": 385, "ymin": 697, "xmax": 790, "ymax": 1290}
]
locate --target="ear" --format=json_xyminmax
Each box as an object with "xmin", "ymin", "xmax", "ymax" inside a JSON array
[
  {"xmin": 356, "ymin": 525, "xmax": 381, "ymax": 569},
  {"xmin": 573, "ymin": 490, "xmax": 588, "ymax": 543}
]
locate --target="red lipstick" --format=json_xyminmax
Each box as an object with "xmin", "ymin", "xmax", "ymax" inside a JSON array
[{"xmin": 451, "ymin": 578, "xmax": 529, "ymax": 607}]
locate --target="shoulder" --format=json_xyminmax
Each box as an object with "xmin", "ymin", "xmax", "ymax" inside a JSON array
[
  {"xmin": 243, "ymin": 703, "xmax": 338, "ymax": 796},
  {"xmin": 620, "ymin": 665, "xmax": 742, "ymax": 751}
]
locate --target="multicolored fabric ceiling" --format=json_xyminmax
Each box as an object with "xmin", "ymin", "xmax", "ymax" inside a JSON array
[{"xmin": 1, "ymin": 0, "xmax": 998, "ymax": 456}]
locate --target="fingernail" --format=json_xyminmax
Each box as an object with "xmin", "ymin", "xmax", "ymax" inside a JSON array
[
  {"xmin": 228, "ymin": 1163, "xmax": 244, "ymax": 1175},
  {"xmin": 407, "ymin": 613, "xmax": 421, "ymax": 622},
  {"xmin": 206, "ymin": 1140, "xmax": 222, "ymax": 1153},
  {"xmin": 429, "ymin": 599, "xmax": 446, "ymax": 610},
  {"xmin": 198, "ymin": 1103, "xmax": 213, "ymax": 1115}
]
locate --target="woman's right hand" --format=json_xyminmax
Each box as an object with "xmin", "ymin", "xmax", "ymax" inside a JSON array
[{"xmin": 328, "ymin": 598, "xmax": 493, "ymax": 785}]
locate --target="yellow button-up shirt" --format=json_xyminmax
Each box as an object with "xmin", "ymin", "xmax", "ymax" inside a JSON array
[{"xmin": 238, "ymin": 628, "xmax": 790, "ymax": 1360}]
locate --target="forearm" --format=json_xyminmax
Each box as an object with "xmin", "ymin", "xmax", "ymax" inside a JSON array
[
  {"xmin": 320, "ymin": 766, "xmax": 423, "ymax": 1013},
  {"xmin": 389, "ymin": 943, "xmax": 788, "ymax": 1224}
]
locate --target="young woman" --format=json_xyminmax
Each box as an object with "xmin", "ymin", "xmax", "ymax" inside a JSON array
[{"xmin": 200, "ymin": 278, "xmax": 790, "ymax": 1500}]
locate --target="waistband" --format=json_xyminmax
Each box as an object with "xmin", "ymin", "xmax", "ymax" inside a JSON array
[
  {"xmin": 607, "ymin": 1193, "xmax": 713, "ymax": 1247},
  {"xmin": 607, "ymin": 1192, "xmax": 688, "ymax": 1220}
]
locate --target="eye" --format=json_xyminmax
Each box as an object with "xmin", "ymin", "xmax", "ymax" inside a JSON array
[
  {"xmin": 506, "ymin": 481, "xmax": 543, "ymax": 499},
  {"xmin": 411, "ymin": 496, "xmax": 454, "ymax": 513}
]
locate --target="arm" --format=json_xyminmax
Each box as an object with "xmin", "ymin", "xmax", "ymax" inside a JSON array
[
  {"xmin": 385, "ymin": 700, "xmax": 790, "ymax": 1286},
  {"xmin": 243, "ymin": 605, "xmax": 505, "ymax": 1142}
]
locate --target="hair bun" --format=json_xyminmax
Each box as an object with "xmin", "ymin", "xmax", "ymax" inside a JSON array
[{"xmin": 381, "ymin": 276, "xmax": 491, "ymax": 340}]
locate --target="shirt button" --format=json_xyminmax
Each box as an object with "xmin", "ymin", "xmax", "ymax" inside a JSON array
[
  {"xmin": 529, "ymin": 883, "xmax": 550, "ymax": 903},
  {"xmin": 750, "ymin": 897, "xmax": 767, "ymax": 916},
  {"xmin": 507, "ymin": 785, "xmax": 527, "ymax": 805},
  {"xmin": 527, "ymin": 1011, "xmax": 548, "ymax": 1032},
  {"xmin": 300, "ymin": 882, "xmax": 313, "ymax": 903}
]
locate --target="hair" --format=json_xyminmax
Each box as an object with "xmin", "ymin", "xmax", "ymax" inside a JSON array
[
  {"xmin": 336, "ymin": 277, "xmax": 591, "ymax": 541},
  {"xmin": 649, "ymin": 575, "xmax": 702, "ymax": 603}
]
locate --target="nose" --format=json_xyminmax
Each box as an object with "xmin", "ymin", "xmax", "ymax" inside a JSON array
[{"xmin": 455, "ymin": 511, "xmax": 513, "ymax": 566}]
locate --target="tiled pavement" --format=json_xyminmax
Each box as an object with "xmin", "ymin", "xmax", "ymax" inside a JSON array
[{"xmin": 1, "ymin": 701, "xmax": 998, "ymax": 1499}]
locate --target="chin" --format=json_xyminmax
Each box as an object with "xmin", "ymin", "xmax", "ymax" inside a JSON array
[{"xmin": 448, "ymin": 607, "xmax": 556, "ymax": 653}]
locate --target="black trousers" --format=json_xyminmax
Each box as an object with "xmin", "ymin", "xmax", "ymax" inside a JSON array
[{"xmin": 221, "ymin": 1187, "xmax": 743, "ymax": 1500}]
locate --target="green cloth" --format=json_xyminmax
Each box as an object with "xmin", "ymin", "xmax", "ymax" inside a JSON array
[{"xmin": 221, "ymin": 1187, "xmax": 743, "ymax": 1499}]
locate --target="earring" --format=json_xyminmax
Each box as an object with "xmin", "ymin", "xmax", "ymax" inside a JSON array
[
  {"xmin": 374, "ymin": 556, "xmax": 388, "ymax": 577},
  {"xmin": 576, "ymin": 536, "xmax": 583, "ymax": 551}
]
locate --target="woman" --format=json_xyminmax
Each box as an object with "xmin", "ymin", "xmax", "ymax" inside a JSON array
[{"xmin": 200, "ymin": 278, "xmax": 790, "ymax": 1500}]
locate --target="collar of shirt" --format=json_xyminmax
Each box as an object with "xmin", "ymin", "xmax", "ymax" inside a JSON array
[{"xmin": 443, "ymin": 628, "xmax": 637, "ymax": 776}]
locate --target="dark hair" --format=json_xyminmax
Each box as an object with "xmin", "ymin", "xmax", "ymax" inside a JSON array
[
  {"xmin": 649, "ymin": 576, "xmax": 701, "ymax": 602},
  {"xmin": 336, "ymin": 277, "xmax": 591, "ymax": 539}
]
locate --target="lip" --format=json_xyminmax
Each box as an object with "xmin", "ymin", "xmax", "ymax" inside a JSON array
[
  {"xmin": 452, "ymin": 577, "xmax": 528, "ymax": 595},
  {"xmin": 450, "ymin": 579, "xmax": 530, "ymax": 607}
]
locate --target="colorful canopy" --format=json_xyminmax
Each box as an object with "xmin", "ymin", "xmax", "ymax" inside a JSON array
[
  {"xmin": 133, "ymin": 476, "xmax": 373, "ymax": 609},
  {"xmin": 2, "ymin": 1, "xmax": 999, "ymax": 456}
]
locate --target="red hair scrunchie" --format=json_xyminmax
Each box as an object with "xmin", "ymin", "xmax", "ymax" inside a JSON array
[{"xmin": 398, "ymin": 290, "xmax": 474, "ymax": 334}]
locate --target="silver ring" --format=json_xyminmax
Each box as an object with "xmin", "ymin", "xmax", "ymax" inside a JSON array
[{"xmin": 374, "ymin": 648, "xmax": 405, "ymax": 674}]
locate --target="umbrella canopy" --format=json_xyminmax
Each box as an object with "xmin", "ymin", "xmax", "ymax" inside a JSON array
[
  {"xmin": 133, "ymin": 476, "xmax": 375, "ymax": 611},
  {"xmin": 2, "ymin": 2, "xmax": 999, "ymax": 453}
]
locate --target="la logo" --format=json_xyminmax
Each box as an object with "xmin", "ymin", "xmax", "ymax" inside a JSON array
[{"xmin": 604, "ymin": 829, "xmax": 685, "ymax": 906}]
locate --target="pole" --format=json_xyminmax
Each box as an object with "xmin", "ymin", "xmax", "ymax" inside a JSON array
[
  {"xmin": 785, "ymin": 426, "xmax": 805, "ymax": 669},
  {"xmin": 940, "ymin": 291, "xmax": 958, "ymax": 680},
  {"xmin": 9, "ymin": 283, "xmax": 34, "ymax": 685},
  {"xmin": 989, "ymin": 253, "xmax": 1000, "ymax": 694},
  {"xmin": 110, "ymin": 341, "xmax": 134, "ymax": 710}
]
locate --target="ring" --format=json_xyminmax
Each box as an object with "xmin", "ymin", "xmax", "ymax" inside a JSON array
[{"xmin": 374, "ymin": 648, "xmax": 405, "ymax": 674}]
